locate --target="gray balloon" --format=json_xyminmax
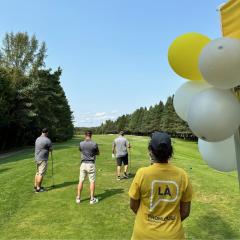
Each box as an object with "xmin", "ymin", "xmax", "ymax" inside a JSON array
[
  {"xmin": 199, "ymin": 37, "xmax": 240, "ymax": 89},
  {"xmin": 198, "ymin": 136, "xmax": 237, "ymax": 172},
  {"xmin": 187, "ymin": 88, "xmax": 240, "ymax": 142}
]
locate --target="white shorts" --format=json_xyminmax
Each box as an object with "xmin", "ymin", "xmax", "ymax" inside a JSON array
[{"xmin": 79, "ymin": 162, "xmax": 96, "ymax": 183}]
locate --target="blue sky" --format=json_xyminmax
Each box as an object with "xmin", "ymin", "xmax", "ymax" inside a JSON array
[{"xmin": 0, "ymin": 0, "xmax": 225, "ymax": 126}]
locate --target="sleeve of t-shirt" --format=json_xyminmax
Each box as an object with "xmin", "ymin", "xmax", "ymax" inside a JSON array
[
  {"xmin": 129, "ymin": 169, "xmax": 143, "ymax": 200},
  {"xmin": 181, "ymin": 173, "xmax": 193, "ymax": 202}
]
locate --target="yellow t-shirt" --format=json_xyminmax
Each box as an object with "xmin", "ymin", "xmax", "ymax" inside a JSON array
[{"xmin": 129, "ymin": 163, "xmax": 192, "ymax": 240}]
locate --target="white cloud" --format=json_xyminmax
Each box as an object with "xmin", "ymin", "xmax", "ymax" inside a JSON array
[
  {"xmin": 95, "ymin": 112, "xmax": 107, "ymax": 117},
  {"xmin": 74, "ymin": 110, "xmax": 120, "ymax": 127}
]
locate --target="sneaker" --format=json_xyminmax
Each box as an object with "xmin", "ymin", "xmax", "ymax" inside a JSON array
[
  {"xmin": 35, "ymin": 187, "xmax": 46, "ymax": 193},
  {"xmin": 76, "ymin": 197, "xmax": 81, "ymax": 204},
  {"xmin": 117, "ymin": 176, "xmax": 121, "ymax": 181},
  {"xmin": 123, "ymin": 173, "xmax": 129, "ymax": 179},
  {"xmin": 90, "ymin": 197, "xmax": 99, "ymax": 205}
]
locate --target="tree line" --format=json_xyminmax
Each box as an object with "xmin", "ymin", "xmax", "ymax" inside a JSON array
[
  {"xmin": 75, "ymin": 96, "xmax": 196, "ymax": 140},
  {"xmin": 0, "ymin": 32, "xmax": 74, "ymax": 151}
]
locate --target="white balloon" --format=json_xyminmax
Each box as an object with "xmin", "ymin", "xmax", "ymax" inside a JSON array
[
  {"xmin": 187, "ymin": 88, "xmax": 240, "ymax": 142},
  {"xmin": 199, "ymin": 37, "xmax": 240, "ymax": 89},
  {"xmin": 173, "ymin": 81, "xmax": 211, "ymax": 121},
  {"xmin": 198, "ymin": 136, "xmax": 237, "ymax": 172}
]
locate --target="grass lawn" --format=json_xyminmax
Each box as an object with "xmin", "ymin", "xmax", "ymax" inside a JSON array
[{"xmin": 0, "ymin": 135, "xmax": 239, "ymax": 239}]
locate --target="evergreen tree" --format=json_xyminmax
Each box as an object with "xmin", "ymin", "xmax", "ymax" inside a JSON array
[{"xmin": 0, "ymin": 32, "xmax": 74, "ymax": 150}]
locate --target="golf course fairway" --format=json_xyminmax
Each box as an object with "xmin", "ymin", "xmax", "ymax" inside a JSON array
[{"xmin": 0, "ymin": 135, "xmax": 239, "ymax": 239}]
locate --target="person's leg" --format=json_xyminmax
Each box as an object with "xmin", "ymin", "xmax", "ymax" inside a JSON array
[
  {"xmin": 123, "ymin": 155, "xmax": 129, "ymax": 178},
  {"xmin": 124, "ymin": 164, "xmax": 128, "ymax": 174},
  {"xmin": 34, "ymin": 163, "xmax": 39, "ymax": 188},
  {"xmin": 90, "ymin": 182, "xmax": 95, "ymax": 199},
  {"xmin": 88, "ymin": 164, "xmax": 98, "ymax": 204},
  {"xmin": 77, "ymin": 163, "xmax": 86, "ymax": 201},
  {"xmin": 35, "ymin": 161, "xmax": 47, "ymax": 191},
  {"xmin": 117, "ymin": 166, "xmax": 121, "ymax": 176},
  {"xmin": 34, "ymin": 174, "xmax": 37, "ymax": 188},
  {"xmin": 36, "ymin": 175, "xmax": 43, "ymax": 189},
  {"xmin": 116, "ymin": 158, "xmax": 122, "ymax": 179},
  {"xmin": 77, "ymin": 181, "xmax": 84, "ymax": 198}
]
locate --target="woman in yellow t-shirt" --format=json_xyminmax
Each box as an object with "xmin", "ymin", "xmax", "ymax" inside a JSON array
[{"xmin": 129, "ymin": 132, "xmax": 192, "ymax": 240}]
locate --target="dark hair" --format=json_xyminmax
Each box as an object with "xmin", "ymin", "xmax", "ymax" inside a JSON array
[
  {"xmin": 119, "ymin": 131, "xmax": 124, "ymax": 136},
  {"xmin": 148, "ymin": 143, "xmax": 173, "ymax": 163},
  {"xmin": 85, "ymin": 130, "xmax": 92, "ymax": 137},
  {"xmin": 42, "ymin": 128, "xmax": 48, "ymax": 134}
]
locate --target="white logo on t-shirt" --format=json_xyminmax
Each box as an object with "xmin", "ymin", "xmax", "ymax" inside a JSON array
[{"xmin": 150, "ymin": 180, "xmax": 179, "ymax": 212}]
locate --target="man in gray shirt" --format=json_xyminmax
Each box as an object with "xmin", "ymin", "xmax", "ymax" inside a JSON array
[
  {"xmin": 34, "ymin": 128, "xmax": 52, "ymax": 193},
  {"xmin": 112, "ymin": 131, "xmax": 131, "ymax": 180},
  {"xmin": 76, "ymin": 130, "xmax": 100, "ymax": 205}
]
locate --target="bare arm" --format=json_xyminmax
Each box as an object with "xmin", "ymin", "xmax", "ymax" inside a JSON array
[
  {"xmin": 112, "ymin": 143, "xmax": 116, "ymax": 154},
  {"xmin": 130, "ymin": 198, "xmax": 140, "ymax": 214},
  {"xmin": 180, "ymin": 201, "xmax": 191, "ymax": 221}
]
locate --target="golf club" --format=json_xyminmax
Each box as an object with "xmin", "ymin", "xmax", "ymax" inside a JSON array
[
  {"xmin": 129, "ymin": 144, "xmax": 132, "ymax": 176},
  {"xmin": 51, "ymin": 151, "xmax": 55, "ymax": 188}
]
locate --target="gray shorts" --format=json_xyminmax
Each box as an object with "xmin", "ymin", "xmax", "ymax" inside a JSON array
[{"xmin": 79, "ymin": 162, "xmax": 96, "ymax": 183}]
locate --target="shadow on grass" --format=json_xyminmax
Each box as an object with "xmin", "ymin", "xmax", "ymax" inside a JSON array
[
  {"xmin": 0, "ymin": 152, "xmax": 34, "ymax": 165},
  {"xmin": 81, "ymin": 188, "xmax": 124, "ymax": 203},
  {"xmin": 196, "ymin": 212, "xmax": 239, "ymax": 239},
  {"xmin": 0, "ymin": 167, "xmax": 11, "ymax": 174},
  {"xmin": 47, "ymin": 181, "xmax": 79, "ymax": 191},
  {"xmin": 127, "ymin": 173, "xmax": 135, "ymax": 179}
]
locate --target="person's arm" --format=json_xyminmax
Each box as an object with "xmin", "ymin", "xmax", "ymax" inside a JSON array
[
  {"xmin": 112, "ymin": 142, "xmax": 116, "ymax": 154},
  {"xmin": 180, "ymin": 201, "xmax": 191, "ymax": 221},
  {"xmin": 130, "ymin": 198, "xmax": 140, "ymax": 214},
  {"xmin": 96, "ymin": 146, "xmax": 100, "ymax": 155},
  {"xmin": 94, "ymin": 143, "xmax": 100, "ymax": 156},
  {"xmin": 48, "ymin": 140, "xmax": 53, "ymax": 152}
]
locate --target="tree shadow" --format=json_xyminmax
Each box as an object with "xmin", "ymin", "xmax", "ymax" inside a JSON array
[
  {"xmin": 81, "ymin": 188, "xmax": 124, "ymax": 203},
  {"xmin": 0, "ymin": 151, "xmax": 34, "ymax": 165},
  {"xmin": 46, "ymin": 180, "xmax": 79, "ymax": 191},
  {"xmin": 195, "ymin": 212, "xmax": 239, "ymax": 239},
  {"xmin": 0, "ymin": 167, "xmax": 11, "ymax": 174}
]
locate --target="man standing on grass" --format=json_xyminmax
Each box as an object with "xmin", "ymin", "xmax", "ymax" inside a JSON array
[
  {"xmin": 76, "ymin": 130, "xmax": 100, "ymax": 205},
  {"xmin": 112, "ymin": 131, "xmax": 131, "ymax": 180},
  {"xmin": 34, "ymin": 128, "xmax": 52, "ymax": 193}
]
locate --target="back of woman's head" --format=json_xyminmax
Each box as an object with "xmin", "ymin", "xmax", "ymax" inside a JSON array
[{"xmin": 148, "ymin": 132, "xmax": 173, "ymax": 163}]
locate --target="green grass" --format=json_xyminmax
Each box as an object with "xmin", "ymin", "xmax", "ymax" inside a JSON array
[{"xmin": 0, "ymin": 135, "xmax": 239, "ymax": 239}]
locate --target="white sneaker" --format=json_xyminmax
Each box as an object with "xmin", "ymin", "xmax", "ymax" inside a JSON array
[
  {"xmin": 76, "ymin": 197, "xmax": 81, "ymax": 204},
  {"xmin": 90, "ymin": 197, "xmax": 99, "ymax": 205}
]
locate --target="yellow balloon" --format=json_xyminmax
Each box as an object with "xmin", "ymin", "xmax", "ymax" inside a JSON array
[{"xmin": 168, "ymin": 32, "xmax": 211, "ymax": 80}]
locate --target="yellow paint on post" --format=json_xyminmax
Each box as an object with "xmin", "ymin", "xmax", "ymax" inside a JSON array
[{"xmin": 220, "ymin": 0, "xmax": 240, "ymax": 38}]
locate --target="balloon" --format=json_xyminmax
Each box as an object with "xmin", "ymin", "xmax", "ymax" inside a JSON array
[
  {"xmin": 173, "ymin": 81, "xmax": 211, "ymax": 121},
  {"xmin": 168, "ymin": 33, "xmax": 211, "ymax": 81},
  {"xmin": 199, "ymin": 37, "xmax": 240, "ymax": 89},
  {"xmin": 198, "ymin": 136, "xmax": 237, "ymax": 172},
  {"xmin": 187, "ymin": 88, "xmax": 240, "ymax": 142}
]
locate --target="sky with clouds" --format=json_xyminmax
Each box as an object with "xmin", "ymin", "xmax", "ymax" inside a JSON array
[{"xmin": 0, "ymin": 0, "xmax": 225, "ymax": 126}]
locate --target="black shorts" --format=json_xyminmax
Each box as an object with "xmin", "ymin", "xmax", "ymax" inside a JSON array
[{"xmin": 116, "ymin": 154, "xmax": 128, "ymax": 166}]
